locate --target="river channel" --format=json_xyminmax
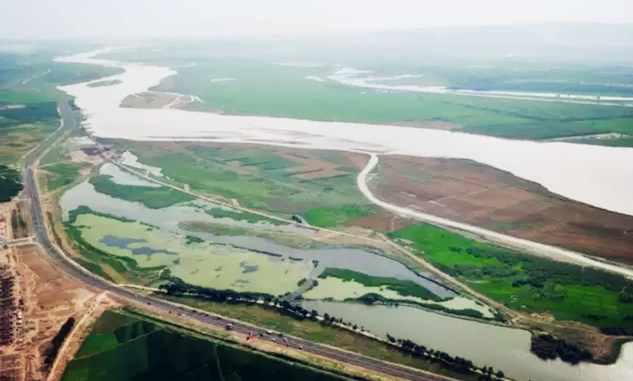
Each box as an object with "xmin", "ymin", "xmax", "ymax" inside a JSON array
[{"xmin": 302, "ymin": 301, "xmax": 633, "ymax": 381}]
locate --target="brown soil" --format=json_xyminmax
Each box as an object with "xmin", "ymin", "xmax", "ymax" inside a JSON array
[
  {"xmin": 10, "ymin": 201, "xmax": 31, "ymax": 239},
  {"xmin": 373, "ymin": 155, "xmax": 633, "ymax": 264},
  {"xmin": 0, "ymin": 245, "xmax": 114, "ymax": 381}
]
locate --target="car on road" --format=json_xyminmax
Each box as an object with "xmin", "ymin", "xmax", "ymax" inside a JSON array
[{"xmin": 225, "ymin": 323, "xmax": 234, "ymax": 330}]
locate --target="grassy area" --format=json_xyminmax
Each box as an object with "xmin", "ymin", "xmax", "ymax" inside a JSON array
[
  {"xmin": 89, "ymin": 175, "xmax": 195, "ymax": 208},
  {"xmin": 161, "ymin": 296, "xmax": 480, "ymax": 381},
  {"xmin": 318, "ymin": 268, "xmax": 445, "ymax": 302},
  {"xmin": 43, "ymin": 162, "xmax": 89, "ymax": 192},
  {"xmin": 62, "ymin": 310, "xmax": 355, "ymax": 381},
  {"xmin": 389, "ymin": 224, "xmax": 633, "ymax": 329},
  {"xmin": 109, "ymin": 143, "xmax": 372, "ymax": 221},
  {"xmin": 145, "ymin": 57, "xmax": 633, "ymax": 146},
  {"xmin": 205, "ymin": 206, "xmax": 282, "ymax": 225},
  {"xmin": 0, "ymin": 122, "xmax": 58, "ymax": 164},
  {"xmin": 304, "ymin": 204, "xmax": 377, "ymax": 228},
  {"xmin": 0, "ymin": 164, "xmax": 22, "ymax": 202}
]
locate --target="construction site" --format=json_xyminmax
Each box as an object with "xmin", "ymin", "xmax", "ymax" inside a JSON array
[{"xmin": 0, "ymin": 196, "xmax": 113, "ymax": 381}]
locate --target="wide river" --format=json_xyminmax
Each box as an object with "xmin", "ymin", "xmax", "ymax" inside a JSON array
[
  {"xmin": 55, "ymin": 47, "xmax": 633, "ymax": 217},
  {"xmin": 54, "ymin": 47, "xmax": 633, "ymax": 380}
]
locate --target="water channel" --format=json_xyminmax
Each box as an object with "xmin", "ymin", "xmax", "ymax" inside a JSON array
[{"xmin": 302, "ymin": 301, "xmax": 633, "ymax": 381}]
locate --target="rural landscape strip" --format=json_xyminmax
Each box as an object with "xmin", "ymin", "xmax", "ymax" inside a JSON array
[
  {"xmin": 22, "ymin": 103, "xmax": 476, "ymax": 381},
  {"xmin": 357, "ymin": 153, "xmax": 633, "ymax": 280}
]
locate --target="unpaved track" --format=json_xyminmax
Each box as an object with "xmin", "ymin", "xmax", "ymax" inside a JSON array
[{"xmin": 357, "ymin": 153, "xmax": 633, "ymax": 280}]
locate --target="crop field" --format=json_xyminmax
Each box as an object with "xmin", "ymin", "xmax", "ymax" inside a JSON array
[
  {"xmin": 389, "ymin": 224, "xmax": 633, "ymax": 329},
  {"xmin": 110, "ymin": 141, "xmax": 376, "ymax": 225},
  {"xmin": 61, "ymin": 310, "xmax": 353, "ymax": 381},
  {"xmin": 89, "ymin": 175, "xmax": 195, "ymax": 208},
  {"xmin": 69, "ymin": 212, "xmax": 314, "ymax": 295},
  {"xmin": 373, "ymin": 155, "xmax": 633, "ymax": 264}
]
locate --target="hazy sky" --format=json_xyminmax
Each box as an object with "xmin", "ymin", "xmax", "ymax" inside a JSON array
[{"xmin": 1, "ymin": 0, "xmax": 632, "ymax": 39}]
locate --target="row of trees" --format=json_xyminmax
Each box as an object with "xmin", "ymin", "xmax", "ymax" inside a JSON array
[
  {"xmin": 385, "ymin": 334, "xmax": 505, "ymax": 380},
  {"xmin": 530, "ymin": 334, "xmax": 593, "ymax": 365},
  {"xmin": 161, "ymin": 282, "xmax": 509, "ymax": 380}
]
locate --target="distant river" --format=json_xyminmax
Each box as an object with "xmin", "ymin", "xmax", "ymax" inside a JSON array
[{"xmin": 54, "ymin": 47, "xmax": 633, "ymax": 216}]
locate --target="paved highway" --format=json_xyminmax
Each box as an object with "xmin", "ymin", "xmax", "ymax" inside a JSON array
[{"xmin": 20, "ymin": 100, "xmax": 459, "ymax": 381}]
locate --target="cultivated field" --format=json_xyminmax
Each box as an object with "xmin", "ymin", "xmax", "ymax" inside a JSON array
[
  {"xmin": 372, "ymin": 155, "xmax": 633, "ymax": 264},
  {"xmin": 61, "ymin": 310, "xmax": 355, "ymax": 381}
]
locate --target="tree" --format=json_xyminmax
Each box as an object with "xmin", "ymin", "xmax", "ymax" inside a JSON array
[{"xmin": 496, "ymin": 370, "xmax": 505, "ymax": 379}]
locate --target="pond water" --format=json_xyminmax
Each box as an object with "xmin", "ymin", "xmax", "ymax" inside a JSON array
[
  {"xmin": 302, "ymin": 301, "xmax": 633, "ymax": 381},
  {"xmin": 60, "ymin": 181, "xmax": 453, "ymax": 298},
  {"xmin": 99, "ymin": 163, "xmax": 161, "ymax": 187}
]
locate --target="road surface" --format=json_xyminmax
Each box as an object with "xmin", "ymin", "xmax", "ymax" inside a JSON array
[{"xmin": 20, "ymin": 100, "xmax": 460, "ymax": 381}]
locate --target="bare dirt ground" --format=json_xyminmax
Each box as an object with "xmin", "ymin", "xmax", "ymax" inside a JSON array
[
  {"xmin": 0, "ymin": 245, "xmax": 115, "ymax": 381},
  {"xmin": 372, "ymin": 155, "xmax": 633, "ymax": 264},
  {"xmin": 0, "ymin": 200, "xmax": 15, "ymax": 241},
  {"xmin": 120, "ymin": 92, "xmax": 180, "ymax": 109}
]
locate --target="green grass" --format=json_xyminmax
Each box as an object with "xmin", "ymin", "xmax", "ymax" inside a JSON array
[
  {"xmin": 304, "ymin": 204, "xmax": 377, "ymax": 228},
  {"xmin": 389, "ymin": 224, "xmax": 633, "ymax": 328},
  {"xmin": 319, "ymin": 268, "xmax": 445, "ymax": 302},
  {"xmin": 147, "ymin": 57, "xmax": 633, "ymax": 146},
  {"xmin": 89, "ymin": 175, "xmax": 195, "ymax": 208},
  {"xmin": 62, "ymin": 310, "xmax": 355, "ymax": 381},
  {"xmin": 44, "ymin": 162, "xmax": 88, "ymax": 191},
  {"xmin": 205, "ymin": 207, "xmax": 282, "ymax": 225},
  {"xmin": 109, "ymin": 143, "xmax": 368, "ymax": 216}
]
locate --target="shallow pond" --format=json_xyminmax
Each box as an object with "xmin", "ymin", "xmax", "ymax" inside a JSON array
[
  {"xmin": 302, "ymin": 301, "xmax": 633, "ymax": 381},
  {"xmin": 60, "ymin": 181, "xmax": 453, "ymax": 297}
]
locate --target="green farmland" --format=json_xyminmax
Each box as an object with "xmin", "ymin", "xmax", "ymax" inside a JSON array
[
  {"xmin": 89, "ymin": 175, "xmax": 195, "ymax": 208},
  {"xmin": 107, "ymin": 143, "xmax": 374, "ymax": 224},
  {"xmin": 145, "ymin": 57, "xmax": 633, "ymax": 146},
  {"xmin": 389, "ymin": 224, "xmax": 633, "ymax": 329},
  {"xmin": 61, "ymin": 310, "xmax": 354, "ymax": 381}
]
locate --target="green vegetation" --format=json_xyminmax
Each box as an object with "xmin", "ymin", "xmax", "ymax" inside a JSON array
[
  {"xmin": 184, "ymin": 235, "xmax": 204, "ymax": 245},
  {"xmin": 0, "ymin": 165, "xmax": 22, "ymax": 202},
  {"xmin": 142, "ymin": 55, "xmax": 633, "ymax": 146},
  {"xmin": 43, "ymin": 162, "xmax": 88, "ymax": 191},
  {"xmin": 65, "ymin": 208, "xmax": 165, "ymax": 283},
  {"xmin": 389, "ymin": 224, "xmax": 633, "ymax": 329},
  {"xmin": 305, "ymin": 204, "xmax": 377, "ymax": 228},
  {"xmin": 319, "ymin": 268, "xmax": 444, "ymax": 302},
  {"xmin": 62, "ymin": 310, "xmax": 355, "ymax": 381},
  {"xmin": 206, "ymin": 206, "xmax": 282, "ymax": 225},
  {"xmin": 89, "ymin": 175, "xmax": 195, "ymax": 208},
  {"xmin": 108, "ymin": 143, "xmax": 370, "ymax": 217}
]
